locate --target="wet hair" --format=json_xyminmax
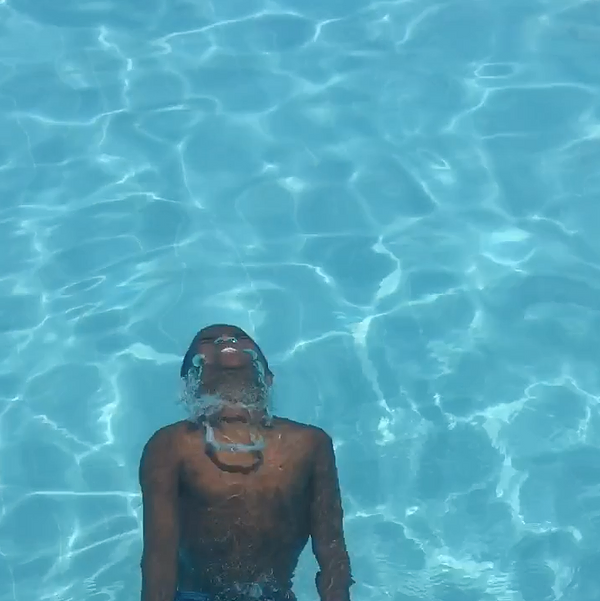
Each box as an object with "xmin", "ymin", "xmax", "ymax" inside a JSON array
[{"xmin": 180, "ymin": 324, "xmax": 272, "ymax": 379}]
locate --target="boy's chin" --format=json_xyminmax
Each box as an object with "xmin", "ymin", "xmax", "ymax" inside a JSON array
[
  {"xmin": 179, "ymin": 380, "xmax": 274, "ymax": 425},
  {"xmin": 211, "ymin": 403, "xmax": 266, "ymax": 422}
]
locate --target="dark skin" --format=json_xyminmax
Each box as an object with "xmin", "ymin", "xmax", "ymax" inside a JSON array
[{"xmin": 139, "ymin": 326, "xmax": 353, "ymax": 601}]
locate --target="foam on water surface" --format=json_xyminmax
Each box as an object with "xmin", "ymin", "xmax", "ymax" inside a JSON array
[{"xmin": 1, "ymin": 0, "xmax": 600, "ymax": 600}]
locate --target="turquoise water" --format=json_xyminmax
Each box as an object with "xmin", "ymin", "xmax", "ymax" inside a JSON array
[{"xmin": 1, "ymin": 0, "xmax": 600, "ymax": 599}]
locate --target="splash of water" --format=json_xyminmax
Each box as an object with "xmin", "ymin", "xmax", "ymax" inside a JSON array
[{"xmin": 178, "ymin": 349, "xmax": 273, "ymax": 452}]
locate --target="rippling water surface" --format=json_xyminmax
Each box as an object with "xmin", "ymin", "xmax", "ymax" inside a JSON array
[{"xmin": 1, "ymin": 1, "xmax": 600, "ymax": 600}]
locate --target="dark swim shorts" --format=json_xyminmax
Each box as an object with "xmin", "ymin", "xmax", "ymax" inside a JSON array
[
  {"xmin": 175, "ymin": 584, "xmax": 295, "ymax": 601},
  {"xmin": 176, "ymin": 593, "xmax": 212, "ymax": 601}
]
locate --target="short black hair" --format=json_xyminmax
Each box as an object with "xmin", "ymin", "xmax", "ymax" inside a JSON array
[{"xmin": 180, "ymin": 324, "xmax": 272, "ymax": 379}]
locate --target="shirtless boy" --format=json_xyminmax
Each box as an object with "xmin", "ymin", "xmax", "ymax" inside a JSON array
[{"xmin": 139, "ymin": 324, "xmax": 353, "ymax": 601}]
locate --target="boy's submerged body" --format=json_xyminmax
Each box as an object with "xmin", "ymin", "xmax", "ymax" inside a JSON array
[{"xmin": 140, "ymin": 325, "xmax": 353, "ymax": 601}]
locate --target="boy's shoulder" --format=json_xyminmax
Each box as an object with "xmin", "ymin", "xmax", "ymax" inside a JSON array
[{"xmin": 271, "ymin": 417, "xmax": 332, "ymax": 446}]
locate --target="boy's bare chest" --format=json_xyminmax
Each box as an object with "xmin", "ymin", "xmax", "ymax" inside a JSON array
[{"xmin": 179, "ymin": 427, "xmax": 313, "ymax": 502}]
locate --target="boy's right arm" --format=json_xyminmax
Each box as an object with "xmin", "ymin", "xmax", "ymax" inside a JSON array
[{"xmin": 140, "ymin": 427, "xmax": 180, "ymax": 601}]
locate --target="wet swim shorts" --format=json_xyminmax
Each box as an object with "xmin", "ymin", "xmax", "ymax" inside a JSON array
[{"xmin": 175, "ymin": 585, "xmax": 295, "ymax": 601}]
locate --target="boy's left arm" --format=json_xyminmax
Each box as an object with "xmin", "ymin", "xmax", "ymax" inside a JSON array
[{"xmin": 309, "ymin": 429, "xmax": 354, "ymax": 601}]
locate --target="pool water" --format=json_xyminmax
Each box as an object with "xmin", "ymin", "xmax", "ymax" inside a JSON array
[{"xmin": 1, "ymin": 0, "xmax": 600, "ymax": 600}]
